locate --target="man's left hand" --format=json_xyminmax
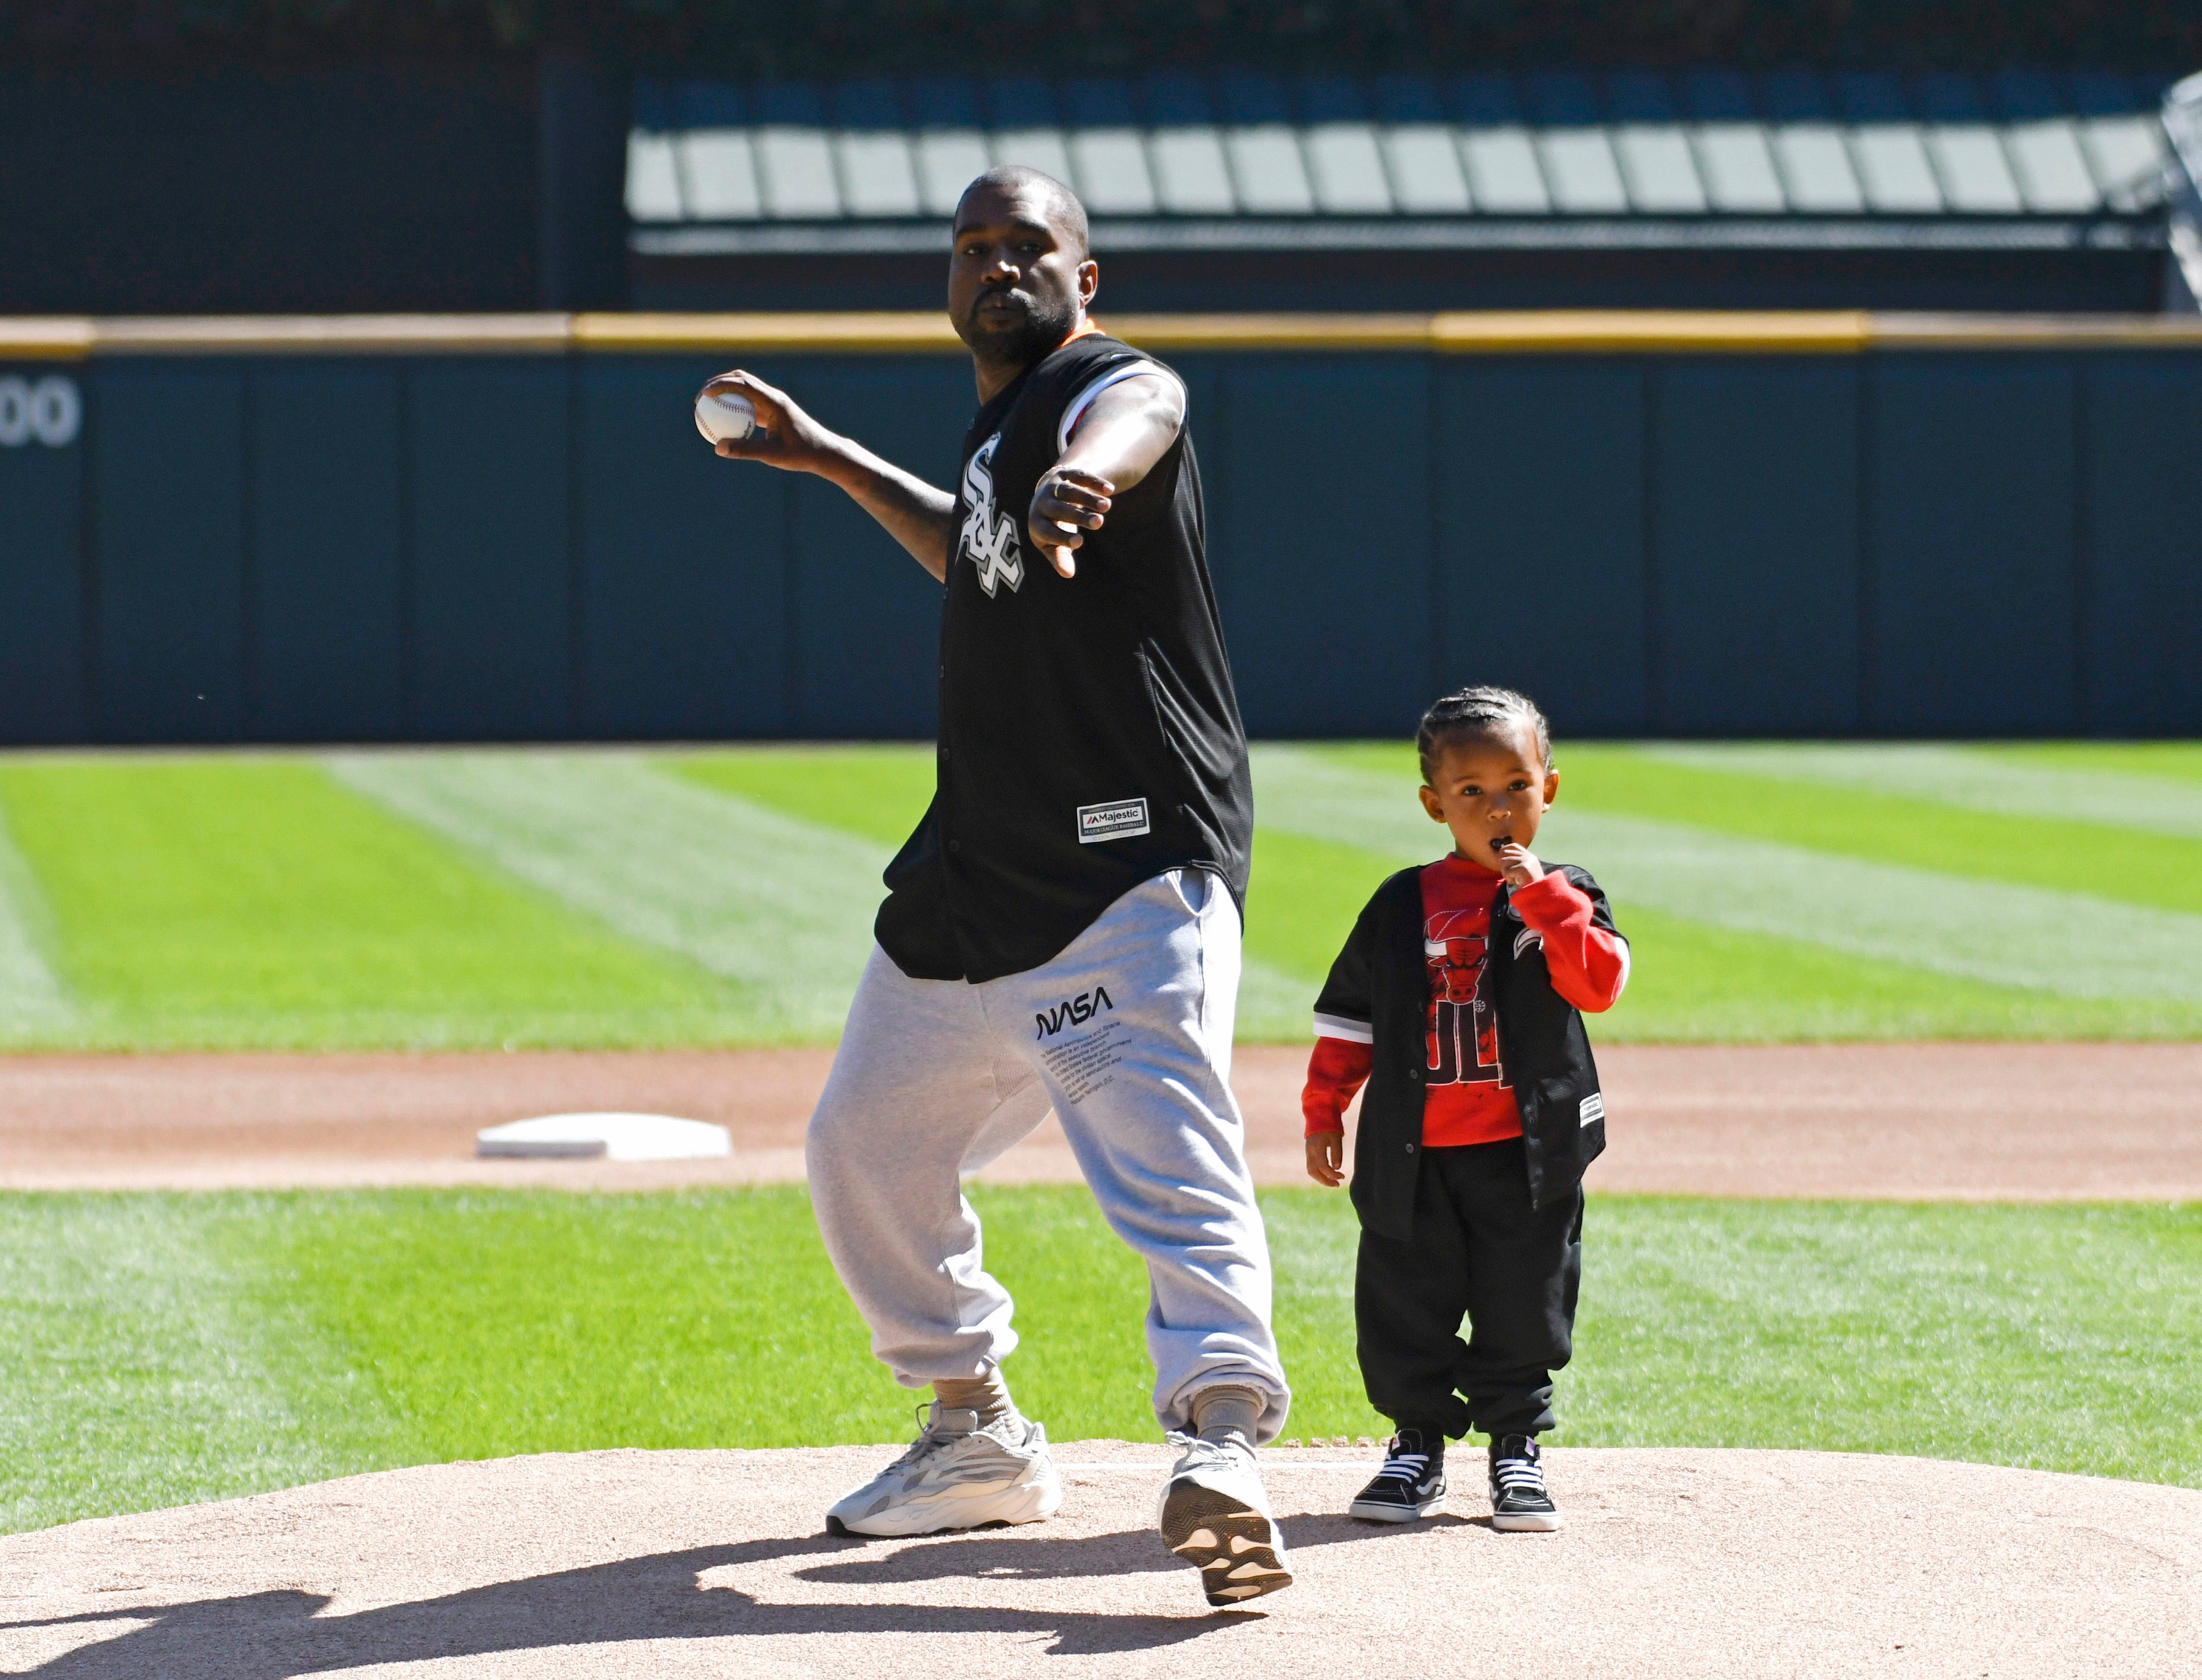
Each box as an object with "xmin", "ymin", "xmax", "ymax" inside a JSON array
[{"xmin": 1028, "ymin": 468, "xmax": 1114, "ymax": 578}]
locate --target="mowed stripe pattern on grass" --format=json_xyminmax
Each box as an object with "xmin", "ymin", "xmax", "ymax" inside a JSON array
[
  {"xmin": 660, "ymin": 748, "xmax": 1316, "ymax": 1041},
  {"xmin": 1254, "ymin": 744, "xmax": 2202, "ymax": 1007},
  {"xmin": 0, "ymin": 1197, "xmax": 406, "ymax": 1532},
  {"xmin": 0, "ymin": 743, "xmax": 2198, "ymax": 1048},
  {"xmin": 329, "ymin": 753, "xmax": 892, "ymax": 1041},
  {"xmin": 0, "ymin": 803, "xmax": 72, "ymax": 1037},
  {"xmin": 1645, "ymin": 743, "xmax": 2202, "ymax": 841},
  {"xmin": 0, "ymin": 758, "xmax": 752, "ymax": 1050}
]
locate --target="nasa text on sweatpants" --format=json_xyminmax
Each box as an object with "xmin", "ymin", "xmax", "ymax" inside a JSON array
[{"xmin": 804, "ymin": 868, "xmax": 1289, "ymax": 1440}]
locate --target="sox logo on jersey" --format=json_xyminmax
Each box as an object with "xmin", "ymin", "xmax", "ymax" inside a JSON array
[{"xmin": 959, "ymin": 433, "xmax": 1023, "ymax": 596}]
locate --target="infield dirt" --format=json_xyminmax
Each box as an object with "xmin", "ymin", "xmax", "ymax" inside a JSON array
[{"xmin": 3, "ymin": 1042, "xmax": 2198, "ymax": 1199}]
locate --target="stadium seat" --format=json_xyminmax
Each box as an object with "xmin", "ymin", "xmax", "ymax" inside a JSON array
[
  {"xmin": 1298, "ymin": 76, "xmax": 1394, "ymax": 214},
  {"xmin": 1445, "ymin": 73, "xmax": 1551, "ymax": 214},
  {"xmin": 1911, "ymin": 72, "xmax": 2024, "ymax": 212},
  {"xmin": 2071, "ymin": 72, "xmax": 2171, "ymax": 205},
  {"xmin": 1063, "ymin": 78, "xmax": 1156, "ymax": 215},
  {"xmin": 1140, "ymin": 72, "xmax": 1235, "ymax": 214},
  {"xmin": 1214, "ymin": 71, "xmax": 1315, "ymax": 215},
  {"xmin": 1603, "ymin": 70, "xmax": 1711, "ymax": 213},
  {"xmin": 1834, "ymin": 72, "xmax": 1944, "ymax": 212},
  {"xmin": 1680, "ymin": 71, "xmax": 1788, "ymax": 213},
  {"xmin": 983, "ymin": 76, "xmax": 1071, "ymax": 185},
  {"xmin": 1370, "ymin": 74, "xmax": 1472, "ymax": 213},
  {"xmin": 1521, "ymin": 71, "xmax": 1628, "ymax": 213},
  {"xmin": 1990, "ymin": 71, "xmax": 2101, "ymax": 213},
  {"xmin": 1757, "ymin": 68, "xmax": 1866, "ymax": 212},
  {"xmin": 903, "ymin": 76, "xmax": 988, "ymax": 217}
]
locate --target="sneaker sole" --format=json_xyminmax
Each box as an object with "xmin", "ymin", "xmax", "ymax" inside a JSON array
[
  {"xmin": 1348, "ymin": 1494, "xmax": 1446, "ymax": 1523},
  {"xmin": 1491, "ymin": 1509, "xmax": 1561, "ymax": 1532},
  {"xmin": 827, "ymin": 1476, "xmax": 1063, "ymax": 1538},
  {"xmin": 1160, "ymin": 1482, "xmax": 1294, "ymax": 1606}
]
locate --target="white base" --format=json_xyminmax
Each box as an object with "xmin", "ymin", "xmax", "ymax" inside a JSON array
[{"xmin": 476, "ymin": 1113, "xmax": 733, "ymax": 1162}]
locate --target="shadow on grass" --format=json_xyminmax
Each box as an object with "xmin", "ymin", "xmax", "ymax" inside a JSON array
[{"xmin": 0, "ymin": 1532, "xmax": 1272, "ymax": 1675}]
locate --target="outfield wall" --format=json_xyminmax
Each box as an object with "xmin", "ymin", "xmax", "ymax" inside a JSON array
[{"xmin": 3, "ymin": 312, "xmax": 2200, "ymax": 745}]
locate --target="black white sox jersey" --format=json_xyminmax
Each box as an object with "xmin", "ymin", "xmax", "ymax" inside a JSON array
[{"xmin": 874, "ymin": 332, "xmax": 1253, "ymax": 983}]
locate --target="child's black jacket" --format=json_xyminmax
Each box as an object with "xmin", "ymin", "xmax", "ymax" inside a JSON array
[{"xmin": 1313, "ymin": 863, "xmax": 1618, "ymax": 1240}]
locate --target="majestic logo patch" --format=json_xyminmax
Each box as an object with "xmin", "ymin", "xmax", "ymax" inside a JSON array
[
  {"xmin": 1579, "ymin": 1092, "xmax": 1606, "ymax": 1128},
  {"xmin": 1077, "ymin": 798, "xmax": 1150, "ymax": 842},
  {"xmin": 1035, "ymin": 984, "xmax": 1114, "ymax": 1039},
  {"xmin": 959, "ymin": 433, "xmax": 1023, "ymax": 597}
]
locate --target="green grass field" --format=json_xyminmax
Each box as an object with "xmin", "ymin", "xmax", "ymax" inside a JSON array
[
  {"xmin": 3, "ymin": 741, "xmax": 2200, "ymax": 1047},
  {"xmin": 3, "ymin": 743, "xmax": 2197, "ymax": 1534},
  {"xmin": 4, "ymin": 1187, "xmax": 2196, "ymax": 1535}
]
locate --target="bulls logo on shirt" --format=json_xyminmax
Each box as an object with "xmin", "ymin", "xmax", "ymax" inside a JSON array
[
  {"xmin": 959, "ymin": 433, "xmax": 1023, "ymax": 597},
  {"xmin": 1424, "ymin": 908, "xmax": 1506, "ymax": 1088}
]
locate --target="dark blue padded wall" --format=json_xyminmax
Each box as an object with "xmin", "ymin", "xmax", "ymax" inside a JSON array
[
  {"xmin": 1864, "ymin": 355, "xmax": 2078, "ymax": 735},
  {"xmin": 90, "ymin": 364, "xmax": 247, "ymax": 742},
  {"xmin": 0, "ymin": 366, "xmax": 85, "ymax": 744},
  {"xmin": 408, "ymin": 362, "xmax": 576, "ymax": 740},
  {"xmin": 248, "ymin": 362, "xmax": 407, "ymax": 741},
  {"xmin": 1436, "ymin": 359, "xmax": 1648, "ymax": 737},
  {"xmin": 8, "ymin": 342, "xmax": 2200, "ymax": 748},
  {"xmin": 578, "ymin": 355, "xmax": 792, "ymax": 739},
  {"xmin": 1208, "ymin": 354, "xmax": 1433, "ymax": 737},
  {"xmin": 1652, "ymin": 358, "xmax": 1862, "ymax": 734},
  {"xmin": 777, "ymin": 357, "xmax": 975, "ymax": 737},
  {"xmin": 2081, "ymin": 354, "xmax": 2202, "ymax": 736}
]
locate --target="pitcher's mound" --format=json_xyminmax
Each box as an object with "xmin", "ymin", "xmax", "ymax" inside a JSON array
[{"xmin": 3, "ymin": 1441, "xmax": 2195, "ymax": 1678}]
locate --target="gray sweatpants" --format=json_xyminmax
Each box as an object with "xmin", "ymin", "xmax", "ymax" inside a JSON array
[{"xmin": 805, "ymin": 868, "xmax": 1289, "ymax": 1441}]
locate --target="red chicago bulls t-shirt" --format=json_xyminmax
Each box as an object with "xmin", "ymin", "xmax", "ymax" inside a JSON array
[
  {"xmin": 1415, "ymin": 854, "xmax": 1523, "ymax": 1145},
  {"xmin": 1302, "ymin": 853, "xmax": 1629, "ymax": 1147}
]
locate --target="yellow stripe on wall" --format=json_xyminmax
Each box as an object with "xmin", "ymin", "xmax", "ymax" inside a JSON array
[
  {"xmin": 573, "ymin": 312, "xmax": 963, "ymax": 352},
  {"xmin": 1429, "ymin": 310, "xmax": 1874, "ymax": 353},
  {"xmin": 0, "ymin": 319, "xmax": 96, "ymax": 360},
  {"xmin": 8, "ymin": 312, "xmax": 2202, "ymax": 361}
]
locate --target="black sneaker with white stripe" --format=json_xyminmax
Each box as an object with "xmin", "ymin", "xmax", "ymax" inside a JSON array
[
  {"xmin": 1348, "ymin": 1427, "xmax": 1447, "ymax": 1523},
  {"xmin": 1488, "ymin": 1434, "xmax": 1559, "ymax": 1530}
]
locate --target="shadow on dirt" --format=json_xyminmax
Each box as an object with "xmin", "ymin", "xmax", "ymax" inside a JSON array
[
  {"xmin": 789, "ymin": 1503, "xmax": 1476, "ymax": 1593},
  {"xmin": 0, "ymin": 1530, "xmax": 1277, "ymax": 1676}
]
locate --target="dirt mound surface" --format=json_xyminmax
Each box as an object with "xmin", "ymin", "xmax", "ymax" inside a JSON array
[{"xmin": 3, "ymin": 1442, "xmax": 2195, "ymax": 1678}]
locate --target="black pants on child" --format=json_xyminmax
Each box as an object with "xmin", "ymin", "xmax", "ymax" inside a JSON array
[{"xmin": 1356, "ymin": 1136, "xmax": 1584, "ymax": 1441}]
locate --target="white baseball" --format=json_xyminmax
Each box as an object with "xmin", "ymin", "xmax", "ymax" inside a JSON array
[{"xmin": 695, "ymin": 388, "xmax": 757, "ymax": 443}]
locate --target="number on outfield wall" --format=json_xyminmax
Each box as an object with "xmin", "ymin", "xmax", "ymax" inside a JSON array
[{"xmin": 0, "ymin": 376, "xmax": 83, "ymax": 448}]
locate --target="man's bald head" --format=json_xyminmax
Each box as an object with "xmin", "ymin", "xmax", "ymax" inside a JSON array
[
  {"xmin": 956, "ymin": 166, "xmax": 1090, "ymax": 259},
  {"xmin": 947, "ymin": 166, "xmax": 1100, "ymax": 377}
]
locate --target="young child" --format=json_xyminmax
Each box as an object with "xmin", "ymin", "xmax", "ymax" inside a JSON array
[{"xmin": 1303, "ymin": 685, "xmax": 1628, "ymax": 1528}]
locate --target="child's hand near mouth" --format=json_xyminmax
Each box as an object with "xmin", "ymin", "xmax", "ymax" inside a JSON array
[{"xmin": 1496, "ymin": 840, "xmax": 1546, "ymax": 888}]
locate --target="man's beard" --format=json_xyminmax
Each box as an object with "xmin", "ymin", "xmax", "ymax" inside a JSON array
[{"xmin": 959, "ymin": 287, "xmax": 1077, "ymax": 365}]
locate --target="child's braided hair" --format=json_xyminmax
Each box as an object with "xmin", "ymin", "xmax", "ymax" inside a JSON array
[{"xmin": 1416, "ymin": 686, "xmax": 1553, "ymax": 786}]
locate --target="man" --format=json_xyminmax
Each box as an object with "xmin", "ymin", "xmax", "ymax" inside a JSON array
[{"xmin": 702, "ymin": 167, "xmax": 1290, "ymax": 1607}]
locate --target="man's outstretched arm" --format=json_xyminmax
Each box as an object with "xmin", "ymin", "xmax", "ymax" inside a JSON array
[
  {"xmin": 702, "ymin": 370, "xmax": 957, "ymax": 581},
  {"xmin": 1026, "ymin": 372, "xmax": 1185, "ymax": 578}
]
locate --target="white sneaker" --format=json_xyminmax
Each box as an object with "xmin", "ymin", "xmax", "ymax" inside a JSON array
[
  {"xmin": 1156, "ymin": 1434, "xmax": 1295, "ymax": 1606},
  {"xmin": 825, "ymin": 1403, "xmax": 1063, "ymax": 1537}
]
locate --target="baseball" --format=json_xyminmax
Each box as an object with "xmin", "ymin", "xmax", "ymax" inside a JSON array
[{"xmin": 695, "ymin": 387, "xmax": 757, "ymax": 443}]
